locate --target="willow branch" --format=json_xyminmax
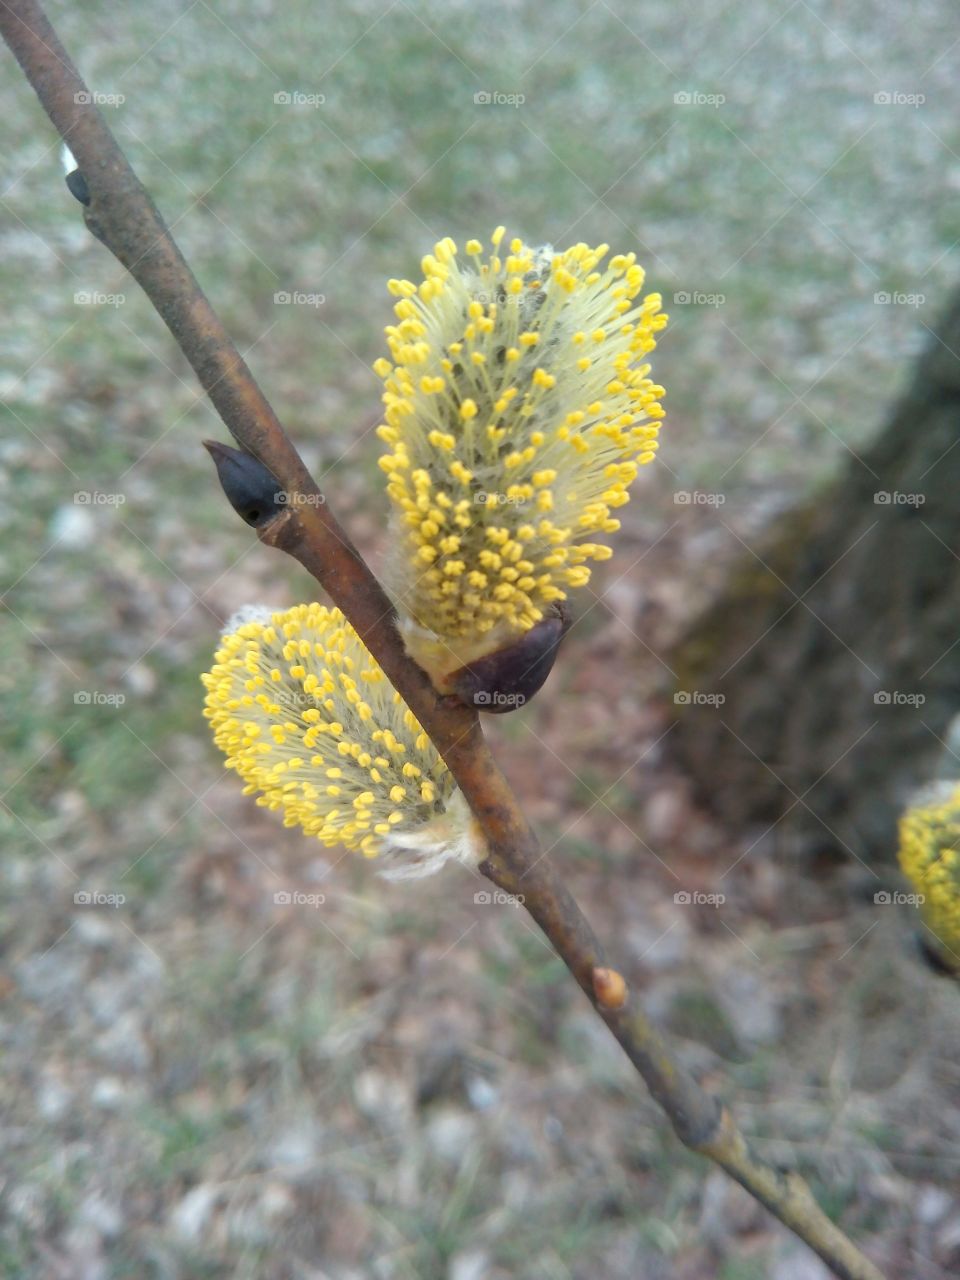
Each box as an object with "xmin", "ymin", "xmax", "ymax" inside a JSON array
[{"xmin": 0, "ymin": 4, "xmax": 885, "ymax": 1277}]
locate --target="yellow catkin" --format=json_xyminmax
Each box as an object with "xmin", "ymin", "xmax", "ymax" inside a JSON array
[
  {"xmin": 373, "ymin": 231, "xmax": 667, "ymax": 669},
  {"xmin": 201, "ymin": 604, "xmax": 472, "ymax": 870},
  {"xmin": 898, "ymin": 782, "xmax": 960, "ymax": 961}
]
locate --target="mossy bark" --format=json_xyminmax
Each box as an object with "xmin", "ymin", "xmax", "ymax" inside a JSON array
[{"xmin": 669, "ymin": 289, "xmax": 960, "ymax": 867}]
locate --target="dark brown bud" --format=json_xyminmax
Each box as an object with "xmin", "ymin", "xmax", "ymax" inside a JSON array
[
  {"xmin": 204, "ymin": 439, "xmax": 283, "ymax": 528},
  {"xmin": 446, "ymin": 603, "xmax": 570, "ymax": 714},
  {"xmin": 65, "ymin": 168, "xmax": 91, "ymax": 206}
]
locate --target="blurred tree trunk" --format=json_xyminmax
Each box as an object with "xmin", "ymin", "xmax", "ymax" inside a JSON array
[{"xmin": 669, "ymin": 288, "xmax": 960, "ymax": 867}]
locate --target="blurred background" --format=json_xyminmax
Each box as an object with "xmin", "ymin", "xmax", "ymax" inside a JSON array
[{"xmin": 2, "ymin": 1, "xmax": 959, "ymax": 1276}]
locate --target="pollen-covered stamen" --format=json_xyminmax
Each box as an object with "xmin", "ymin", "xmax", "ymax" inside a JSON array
[
  {"xmin": 374, "ymin": 229, "xmax": 667, "ymax": 670},
  {"xmin": 201, "ymin": 603, "xmax": 479, "ymax": 873}
]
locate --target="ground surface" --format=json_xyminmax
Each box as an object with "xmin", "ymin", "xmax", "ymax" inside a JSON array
[{"xmin": 2, "ymin": 2, "xmax": 960, "ymax": 1277}]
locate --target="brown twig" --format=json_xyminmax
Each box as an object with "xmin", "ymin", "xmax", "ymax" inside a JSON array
[{"xmin": 0, "ymin": 4, "xmax": 886, "ymax": 1276}]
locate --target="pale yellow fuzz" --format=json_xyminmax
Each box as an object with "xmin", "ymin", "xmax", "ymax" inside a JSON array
[
  {"xmin": 201, "ymin": 603, "xmax": 480, "ymax": 876},
  {"xmin": 374, "ymin": 230, "xmax": 667, "ymax": 662}
]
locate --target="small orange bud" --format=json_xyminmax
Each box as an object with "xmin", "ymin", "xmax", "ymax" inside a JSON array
[{"xmin": 592, "ymin": 965, "xmax": 628, "ymax": 1011}]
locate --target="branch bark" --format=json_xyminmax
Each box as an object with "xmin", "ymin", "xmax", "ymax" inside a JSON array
[{"xmin": 0, "ymin": 4, "xmax": 886, "ymax": 1276}]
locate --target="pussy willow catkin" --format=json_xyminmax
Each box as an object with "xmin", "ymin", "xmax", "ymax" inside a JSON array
[
  {"xmin": 374, "ymin": 229, "xmax": 666, "ymax": 680},
  {"xmin": 899, "ymin": 782, "xmax": 960, "ymax": 962},
  {"xmin": 202, "ymin": 604, "xmax": 479, "ymax": 878}
]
